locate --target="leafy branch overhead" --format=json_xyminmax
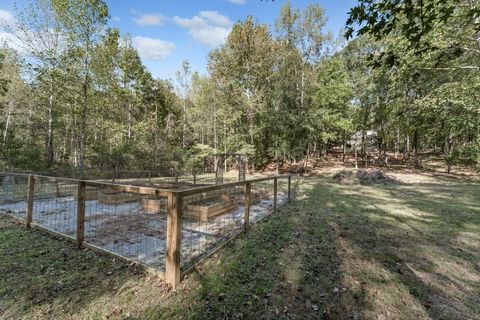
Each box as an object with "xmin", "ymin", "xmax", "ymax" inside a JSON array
[{"xmin": 346, "ymin": 0, "xmax": 480, "ymax": 50}]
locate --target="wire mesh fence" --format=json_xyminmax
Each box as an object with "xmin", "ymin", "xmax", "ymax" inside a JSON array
[
  {"xmin": 277, "ymin": 176, "xmax": 290, "ymax": 206},
  {"xmin": 0, "ymin": 173, "xmax": 29, "ymax": 219},
  {"xmin": 249, "ymin": 179, "xmax": 275, "ymax": 224},
  {"xmin": 98, "ymin": 170, "xmax": 218, "ymax": 189},
  {"xmin": 31, "ymin": 177, "xmax": 78, "ymax": 237},
  {"xmin": 0, "ymin": 173, "xmax": 169, "ymax": 271},
  {"xmin": 0, "ymin": 171, "xmax": 297, "ymax": 287},
  {"xmin": 179, "ymin": 176, "xmax": 295, "ymax": 271},
  {"xmin": 84, "ymin": 185, "xmax": 168, "ymax": 270},
  {"xmin": 181, "ymin": 184, "xmax": 246, "ymax": 271}
]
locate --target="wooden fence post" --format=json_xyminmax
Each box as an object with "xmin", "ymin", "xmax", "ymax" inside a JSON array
[
  {"xmin": 166, "ymin": 192, "xmax": 182, "ymax": 289},
  {"xmin": 273, "ymin": 177, "xmax": 278, "ymax": 213},
  {"xmin": 76, "ymin": 181, "xmax": 86, "ymax": 247},
  {"xmin": 244, "ymin": 182, "xmax": 251, "ymax": 230},
  {"xmin": 287, "ymin": 175, "xmax": 291, "ymax": 202},
  {"xmin": 193, "ymin": 170, "xmax": 196, "ymax": 185},
  {"xmin": 26, "ymin": 175, "xmax": 35, "ymax": 228},
  {"xmin": 55, "ymin": 181, "xmax": 61, "ymax": 197}
]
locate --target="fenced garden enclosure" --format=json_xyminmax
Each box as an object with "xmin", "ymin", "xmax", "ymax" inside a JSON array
[{"xmin": 0, "ymin": 170, "xmax": 298, "ymax": 288}]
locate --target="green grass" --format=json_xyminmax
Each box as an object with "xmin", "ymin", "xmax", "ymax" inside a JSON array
[{"xmin": 1, "ymin": 173, "xmax": 479, "ymax": 319}]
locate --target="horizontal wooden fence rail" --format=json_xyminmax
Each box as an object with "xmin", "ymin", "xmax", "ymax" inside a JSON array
[{"xmin": 0, "ymin": 172, "xmax": 298, "ymax": 289}]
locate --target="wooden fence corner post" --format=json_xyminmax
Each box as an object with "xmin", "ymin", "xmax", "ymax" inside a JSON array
[
  {"xmin": 244, "ymin": 182, "xmax": 251, "ymax": 230},
  {"xmin": 76, "ymin": 181, "xmax": 86, "ymax": 247},
  {"xmin": 273, "ymin": 177, "xmax": 278, "ymax": 213},
  {"xmin": 166, "ymin": 191, "xmax": 182, "ymax": 289},
  {"xmin": 287, "ymin": 175, "xmax": 291, "ymax": 202},
  {"xmin": 26, "ymin": 175, "xmax": 35, "ymax": 228}
]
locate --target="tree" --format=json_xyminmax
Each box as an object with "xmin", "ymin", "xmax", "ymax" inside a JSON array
[
  {"xmin": 5, "ymin": 0, "xmax": 67, "ymax": 166},
  {"xmin": 276, "ymin": 2, "xmax": 331, "ymax": 111},
  {"xmin": 175, "ymin": 60, "xmax": 192, "ymax": 149},
  {"xmin": 0, "ymin": 47, "xmax": 36, "ymax": 168},
  {"xmin": 0, "ymin": 51, "xmax": 9, "ymax": 96},
  {"xmin": 346, "ymin": 0, "xmax": 480, "ymax": 49},
  {"xmin": 52, "ymin": 0, "xmax": 109, "ymax": 175},
  {"xmin": 0, "ymin": 0, "xmax": 478, "ymax": 175},
  {"xmin": 312, "ymin": 54, "xmax": 354, "ymax": 162},
  {"xmin": 208, "ymin": 16, "xmax": 276, "ymax": 166}
]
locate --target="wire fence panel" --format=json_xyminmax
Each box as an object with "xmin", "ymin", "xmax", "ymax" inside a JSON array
[
  {"xmin": 277, "ymin": 177, "xmax": 290, "ymax": 206},
  {"xmin": 249, "ymin": 180, "xmax": 276, "ymax": 224},
  {"xmin": 83, "ymin": 186, "xmax": 168, "ymax": 270},
  {"xmin": 292, "ymin": 175, "xmax": 300, "ymax": 200},
  {"xmin": 191, "ymin": 172, "xmax": 216, "ymax": 185},
  {"xmin": 32, "ymin": 177, "xmax": 78, "ymax": 237},
  {"xmin": 181, "ymin": 184, "xmax": 246, "ymax": 271},
  {"xmin": 111, "ymin": 172, "xmax": 217, "ymax": 189},
  {"xmin": 0, "ymin": 174, "xmax": 28, "ymax": 219}
]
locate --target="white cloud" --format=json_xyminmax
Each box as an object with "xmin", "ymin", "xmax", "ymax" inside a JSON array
[
  {"xmin": 0, "ymin": 9, "xmax": 16, "ymax": 26},
  {"xmin": 112, "ymin": 16, "xmax": 121, "ymax": 22},
  {"xmin": 227, "ymin": 0, "xmax": 246, "ymax": 4},
  {"xmin": 0, "ymin": 32, "xmax": 23, "ymax": 52},
  {"xmin": 173, "ymin": 11, "xmax": 232, "ymax": 48},
  {"xmin": 133, "ymin": 13, "xmax": 165, "ymax": 26},
  {"xmin": 197, "ymin": 11, "xmax": 231, "ymax": 27},
  {"xmin": 132, "ymin": 35, "xmax": 175, "ymax": 60}
]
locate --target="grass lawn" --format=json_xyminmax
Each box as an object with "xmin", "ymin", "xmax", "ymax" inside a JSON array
[{"xmin": 1, "ymin": 171, "xmax": 479, "ymax": 319}]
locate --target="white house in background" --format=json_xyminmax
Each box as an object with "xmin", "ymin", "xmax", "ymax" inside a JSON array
[{"xmin": 348, "ymin": 130, "xmax": 377, "ymax": 147}]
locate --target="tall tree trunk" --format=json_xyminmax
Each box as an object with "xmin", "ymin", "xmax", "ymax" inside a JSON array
[
  {"xmin": 3, "ymin": 100, "xmax": 13, "ymax": 145},
  {"xmin": 213, "ymin": 103, "xmax": 217, "ymax": 172},
  {"xmin": 127, "ymin": 103, "xmax": 132, "ymax": 139},
  {"xmin": 46, "ymin": 89, "xmax": 54, "ymax": 166},
  {"xmin": 79, "ymin": 55, "xmax": 89, "ymax": 177},
  {"xmin": 406, "ymin": 134, "xmax": 410, "ymax": 154},
  {"xmin": 154, "ymin": 103, "xmax": 159, "ymax": 166},
  {"xmin": 413, "ymin": 130, "xmax": 419, "ymax": 168},
  {"xmin": 446, "ymin": 135, "xmax": 453, "ymax": 174},
  {"xmin": 395, "ymin": 126, "xmax": 400, "ymax": 158},
  {"xmin": 72, "ymin": 116, "xmax": 78, "ymax": 168},
  {"xmin": 300, "ymin": 68, "xmax": 305, "ymax": 110},
  {"xmin": 62, "ymin": 124, "xmax": 68, "ymax": 163},
  {"xmin": 354, "ymin": 143, "xmax": 358, "ymax": 169},
  {"xmin": 362, "ymin": 130, "xmax": 367, "ymax": 168},
  {"xmin": 27, "ymin": 104, "xmax": 33, "ymax": 145},
  {"xmin": 182, "ymin": 99, "xmax": 187, "ymax": 148},
  {"xmin": 223, "ymin": 120, "xmax": 227, "ymax": 170}
]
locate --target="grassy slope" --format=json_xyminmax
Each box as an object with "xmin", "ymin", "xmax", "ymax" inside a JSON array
[{"xmin": 1, "ymin": 174, "xmax": 479, "ymax": 319}]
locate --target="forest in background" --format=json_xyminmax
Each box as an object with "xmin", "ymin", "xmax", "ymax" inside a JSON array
[{"xmin": 0, "ymin": 0, "xmax": 479, "ymax": 174}]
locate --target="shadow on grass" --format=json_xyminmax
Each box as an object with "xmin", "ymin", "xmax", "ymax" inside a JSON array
[
  {"xmin": 317, "ymin": 178, "xmax": 480, "ymax": 319},
  {"xmin": 0, "ymin": 215, "xmax": 139, "ymax": 319},
  {"xmin": 145, "ymin": 176, "xmax": 479, "ymax": 319}
]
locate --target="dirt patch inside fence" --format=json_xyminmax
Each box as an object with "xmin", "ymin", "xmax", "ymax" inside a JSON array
[{"xmin": 86, "ymin": 213, "xmax": 166, "ymax": 246}]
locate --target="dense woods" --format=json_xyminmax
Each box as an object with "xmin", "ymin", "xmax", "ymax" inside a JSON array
[{"xmin": 0, "ymin": 0, "xmax": 479, "ymax": 174}]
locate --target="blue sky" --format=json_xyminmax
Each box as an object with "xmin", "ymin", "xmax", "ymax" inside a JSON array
[{"xmin": 0, "ymin": 0, "xmax": 357, "ymax": 80}]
